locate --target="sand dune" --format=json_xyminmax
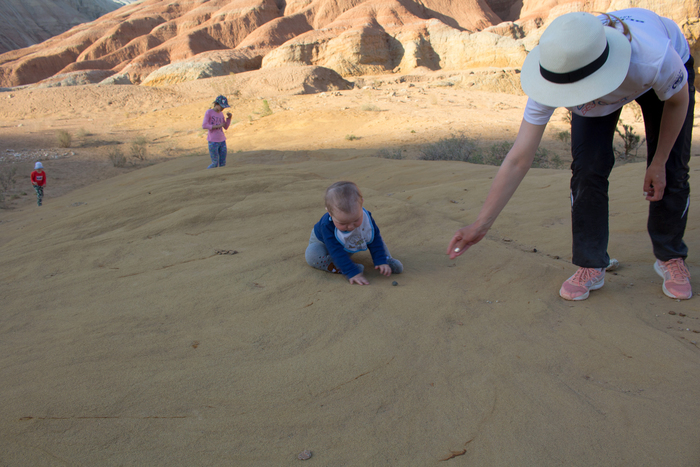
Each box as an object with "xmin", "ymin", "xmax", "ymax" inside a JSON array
[{"xmin": 1, "ymin": 72, "xmax": 699, "ymax": 465}]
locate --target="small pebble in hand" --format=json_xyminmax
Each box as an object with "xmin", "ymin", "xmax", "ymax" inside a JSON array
[{"xmin": 454, "ymin": 247, "xmax": 460, "ymax": 253}]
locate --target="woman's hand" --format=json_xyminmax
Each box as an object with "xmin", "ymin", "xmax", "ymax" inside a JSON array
[
  {"xmin": 644, "ymin": 82, "xmax": 689, "ymax": 202},
  {"xmin": 447, "ymin": 223, "xmax": 488, "ymax": 259},
  {"xmin": 643, "ymin": 162, "xmax": 666, "ymax": 201}
]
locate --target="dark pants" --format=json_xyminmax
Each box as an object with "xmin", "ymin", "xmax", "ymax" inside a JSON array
[
  {"xmin": 33, "ymin": 185, "xmax": 44, "ymax": 206},
  {"xmin": 569, "ymin": 57, "xmax": 694, "ymax": 268}
]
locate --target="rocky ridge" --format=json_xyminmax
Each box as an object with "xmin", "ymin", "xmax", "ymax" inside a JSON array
[
  {"xmin": 0, "ymin": 0, "xmax": 138, "ymax": 55},
  {"xmin": 0, "ymin": 0, "xmax": 698, "ymax": 90}
]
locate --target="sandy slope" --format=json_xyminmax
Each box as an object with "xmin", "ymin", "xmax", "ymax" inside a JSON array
[{"xmin": 0, "ymin": 71, "xmax": 699, "ymax": 465}]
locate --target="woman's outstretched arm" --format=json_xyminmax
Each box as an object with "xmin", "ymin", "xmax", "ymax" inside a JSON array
[{"xmin": 447, "ymin": 119, "xmax": 547, "ymax": 259}]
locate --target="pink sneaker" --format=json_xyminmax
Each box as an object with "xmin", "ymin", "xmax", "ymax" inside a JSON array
[
  {"xmin": 560, "ymin": 267, "xmax": 605, "ymax": 301},
  {"xmin": 654, "ymin": 258, "xmax": 692, "ymax": 299}
]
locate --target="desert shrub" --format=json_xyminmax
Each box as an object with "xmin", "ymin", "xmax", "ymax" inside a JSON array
[
  {"xmin": 0, "ymin": 165, "xmax": 17, "ymax": 193},
  {"xmin": 108, "ymin": 147, "xmax": 127, "ymax": 167},
  {"xmin": 532, "ymin": 147, "xmax": 565, "ymax": 169},
  {"xmin": 376, "ymin": 148, "xmax": 403, "ymax": 160},
  {"xmin": 551, "ymin": 154, "xmax": 565, "ymax": 169},
  {"xmin": 57, "ymin": 130, "xmax": 72, "ymax": 148},
  {"xmin": 467, "ymin": 141, "xmax": 565, "ymax": 169},
  {"xmin": 419, "ymin": 133, "xmax": 478, "ymax": 162},
  {"xmin": 511, "ymin": 23, "xmax": 526, "ymax": 39},
  {"xmin": 345, "ymin": 134, "xmax": 359, "ymax": 141},
  {"xmin": 361, "ymin": 104, "xmax": 381, "ymax": 112},
  {"xmin": 261, "ymin": 99, "xmax": 272, "ymax": 117},
  {"xmin": 474, "ymin": 141, "xmax": 511, "ymax": 166},
  {"xmin": 614, "ymin": 121, "xmax": 645, "ymax": 163},
  {"xmin": 130, "ymin": 136, "xmax": 148, "ymax": 161},
  {"xmin": 0, "ymin": 166, "xmax": 17, "ymax": 208},
  {"xmin": 76, "ymin": 128, "xmax": 91, "ymax": 138},
  {"xmin": 563, "ymin": 110, "xmax": 572, "ymax": 124},
  {"xmin": 162, "ymin": 144, "xmax": 181, "ymax": 157},
  {"xmin": 556, "ymin": 130, "xmax": 570, "ymax": 143},
  {"xmin": 627, "ymin": 101, "xmax": 643, "ymax": 122}
]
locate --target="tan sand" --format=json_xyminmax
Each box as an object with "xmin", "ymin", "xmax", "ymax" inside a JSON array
[{"xmin": 0, "ymin": 70, "xmax": 699, "ymax": 465}]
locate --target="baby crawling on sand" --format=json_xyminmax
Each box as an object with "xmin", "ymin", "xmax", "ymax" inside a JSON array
[{"xmin": 306, "ymin": 181, "xmax": 403, "ymax": 285}]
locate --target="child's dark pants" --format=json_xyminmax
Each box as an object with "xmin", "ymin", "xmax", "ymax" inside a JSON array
[{"xmin": 33, "ymin": 185, "xmax": 44, "ymax": 206}]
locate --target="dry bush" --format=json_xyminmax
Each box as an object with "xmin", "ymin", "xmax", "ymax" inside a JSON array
[
  {"xmin": 108, "ymin": 147, "xmax": 127, "ymax": 167},
  {"xmin": 130, "ymin": 136, "xmax": 148, "ymax": 161},
  {"xmin": 76, "ymin": 128, "xmax": 91, "ymax": 138},
  {"xmin": 627, "ymin": 101, "xmax": 644, "ymax": 122},
  {"xmin": 419, "ymin": 136, "xmax": 565, "ymax": 168},
  {"xmin": 474, "ymin": 141, "xmax": 564, "ymax": 169},
  {"xmin": 376, "ymin": 148, "xmax": 403, "ymax": 159},
  {"xmin": 614, "ymin": 121, "xmax": 645, "ymax": 163},
  {"xmin": 0, "ymin": 165, "xmax": 18, "ymax": 208},
  {"xmin": 419, "ymin": 133, "xmax": 478, "ymax": 162},
  {"xmin": 556, "ymin": 130, "xmax": 571, "ymax": 143},
  {"xmin": 0, "ymin": 165, "xmax": 17, "ymax": 192},
  {"xmin": 56, "ymin": 130, "xmax": 72, "ymax": 148},
  {"xmin": 532, "ymin": 147, "xmax": 565, "ymax": 169},
  {"xmin": 261, "ymin": 99, "xmax": 272, "ymax": 117}
]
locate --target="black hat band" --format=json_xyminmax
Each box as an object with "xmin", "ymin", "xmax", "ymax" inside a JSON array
[{"xmin": 540, "ymin": 42, "xmax": 610, "ymax": 84}]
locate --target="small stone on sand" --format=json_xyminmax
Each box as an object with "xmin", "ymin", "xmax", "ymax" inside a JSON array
[
  {"xmin": 392, "ymin": 281, "xmax": 398, "ymax": 286},
  {"xmin": 298, "ymin": 450, "xmax": 312, "ymax": 460}
]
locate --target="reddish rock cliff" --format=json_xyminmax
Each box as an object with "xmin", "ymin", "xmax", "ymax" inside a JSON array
[{"xmin": 0, "ymin": 0, "xmax": 698, "ymax": 88}]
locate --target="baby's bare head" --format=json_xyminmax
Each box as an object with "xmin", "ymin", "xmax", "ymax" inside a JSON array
[{"xmin": 325, "ymin": 181, "xmax": 363, "ymax": 216}]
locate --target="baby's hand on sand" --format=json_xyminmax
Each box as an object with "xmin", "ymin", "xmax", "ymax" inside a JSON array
[
  {"xmin": 375, "ymin": 264, "xmax": 391, "ymax": 276},
  {"xmin": 349, "ymin": 273, "xmax": 369, "ymax": 285}
]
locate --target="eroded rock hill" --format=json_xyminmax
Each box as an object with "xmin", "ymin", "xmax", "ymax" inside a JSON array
[
  {"xmin": 0, "ymin": 0, "xmax": 138, "ymax": 55},
  {"xmin": 0, "ymin": 0, "xmax": 698, "ymax": 89}
]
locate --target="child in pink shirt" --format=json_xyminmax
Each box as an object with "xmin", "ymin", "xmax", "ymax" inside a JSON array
[{"xmin": 202, "ymin": 95, "xmax": 232, "ymax": 168}]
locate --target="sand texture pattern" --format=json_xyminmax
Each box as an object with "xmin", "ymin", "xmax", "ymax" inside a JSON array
[{"xmin": 0, "ymin": 71, "xmax": 699, "ymax": 465}]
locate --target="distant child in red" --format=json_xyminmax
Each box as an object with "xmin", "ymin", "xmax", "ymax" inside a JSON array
[{"xmin": 30, "ymin": 162, "xmax": 46, "ymax": 206}]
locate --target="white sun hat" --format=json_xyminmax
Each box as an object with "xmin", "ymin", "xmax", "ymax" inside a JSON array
[
  {"xmin": 520, "ymin": 11, "xmax": 632, "ymax": 108},
  {"xmin": 35, "ymin": 162, "xmax": 43, "ymax": 169}
]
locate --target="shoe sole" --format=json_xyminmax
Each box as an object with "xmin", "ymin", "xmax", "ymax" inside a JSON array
[
  {"xmin": 560, "ymin": 278, "xmax": 604, "ymax": 301},
  {"xmin": 654, "ymin": 261, "xmax": 693, "ymax": 300}
]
